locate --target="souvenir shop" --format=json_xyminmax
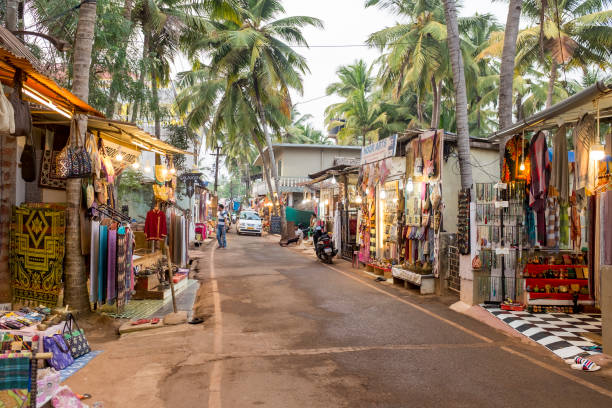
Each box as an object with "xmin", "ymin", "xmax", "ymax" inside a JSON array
[{"xmin": 472, "ymin": 82, "xmax": 612, "ymax": 320}]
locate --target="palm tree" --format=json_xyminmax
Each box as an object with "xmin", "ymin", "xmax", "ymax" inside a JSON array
[
  {"xmin": 186, "ymin": 0, "xmax": 322, "ymax": 236},
  {"xmin": 65, "ymin": 0, "xmax": 97, "ymax": 314},
  {"xmin": 325, "ymin": 60, "xmax": 388, "ymax": 146},
  {"xmin": 480, "ymin": 0, "xmax": 612, "ymax": 109},
  {"xmin": 442, "ymin": 0, "xmax": 473, "ymax": 189}
]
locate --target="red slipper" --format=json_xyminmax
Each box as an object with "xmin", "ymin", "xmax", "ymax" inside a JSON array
[
  {"xmin": 151, "ymin": 318, "xmax": 160, "ymax": 325},
  {"xmin": 131, "ymin": 319, "xmax": 150, "ymax": 326}
]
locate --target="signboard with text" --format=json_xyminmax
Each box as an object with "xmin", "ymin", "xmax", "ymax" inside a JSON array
[{"xmin": 360, "ymin": 134, "xmax": 397, "ymax": 165}]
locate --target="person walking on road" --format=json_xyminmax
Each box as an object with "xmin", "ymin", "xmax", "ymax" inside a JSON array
[{"xmin": 217, "ymin": 204, "xmax": 228, "ymax": 248}]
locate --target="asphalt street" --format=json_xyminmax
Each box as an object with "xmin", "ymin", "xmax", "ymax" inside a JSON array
[
  {"xmin": 189, "ymin": 232, "xmax": 612, "ymax": 407},
  {"xmin": 66, "ymin": 232, "xmax": 612, "ymax": 407}
]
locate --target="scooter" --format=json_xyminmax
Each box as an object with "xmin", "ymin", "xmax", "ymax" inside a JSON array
[{"xmin": 314, "ymin": 232, "xmax": 337, "ymax": 264}]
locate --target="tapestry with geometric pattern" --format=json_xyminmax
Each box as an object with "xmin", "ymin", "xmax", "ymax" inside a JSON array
[{"xmin": 10, "ymin": 204, "xmax": 65, "ymax": 306}]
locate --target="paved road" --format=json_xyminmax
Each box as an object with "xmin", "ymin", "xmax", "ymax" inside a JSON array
[
  {"xmin": 68, "ymin": 232, "xmax": 612, "ymax": 407},
  {"xmin": 185, "ymin": 233, "xmax": 612, "ymax": 407}
]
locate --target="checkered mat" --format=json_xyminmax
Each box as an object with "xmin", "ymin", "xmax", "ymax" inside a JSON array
[{"xmin": 483, "ymin": 306, "xmax": 602, "ymax": 360}]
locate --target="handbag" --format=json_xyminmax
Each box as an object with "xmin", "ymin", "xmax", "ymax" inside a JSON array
[
  {"xmin": 8, "ymin": 84, "xmax": 32, "ymax": 137},
  {"xmin": 0, "ymin": 89, "xmax": 15, "ymax": 133},
  {"xmin": 62, "ymin": 313, "xmax": 91, "ymax": 358},
  {"xmin": 414, "ymin": 135, "xmax": 423, "ymax": 177},
  {"xmin": 20, "ymin": 132, "xmax": 36, "ymax": 182},
  {"xmin": 82, "ymin": 178, "xmax": 94, "ymax": 209},
  {"xmin": 425, "ymin": 130, "xmax": 438, "ymax": 178},
  {"xmin": 43, "ymin": 334, "xmax": 74, "ymax": 370},
  {"xmin": 85, "ymin": 132, "xmax": 101, "ymax": 178},
  {"xmin": 67, "ymin": 120, "xmax": 92, "ymax": 178}
]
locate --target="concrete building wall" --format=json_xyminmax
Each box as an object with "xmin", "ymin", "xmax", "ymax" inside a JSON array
[
  {"xmin": 442, "ymin": 147, "xmax": 499, "ymax": 233},
  {"xmin": 277, "ymin": 147, "xmax": 361, "ymax": 178}
]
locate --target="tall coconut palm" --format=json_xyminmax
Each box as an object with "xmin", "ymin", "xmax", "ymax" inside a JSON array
[
  {"xmin": 186, "ymin": 0, "xmax": 322, "ymax": 236},
  {"xmin": 65, "ymin": 0, "xmax": 97, "ymax": 314},
  {"xmin": 325, "ymin": 60, "xmax": 388, "ymax": 146},
  {"xmin": 481, "ymin": 0, "xmax": 612, "ymax": 109},
  {"xmin": 442, "ymin": 0, "xmax": 473, "ymax": 189}
]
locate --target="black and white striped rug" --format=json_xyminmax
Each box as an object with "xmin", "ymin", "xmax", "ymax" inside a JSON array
[{"xmin": 483, "ymin": 306, "xmax": 602, "ymax": 360}]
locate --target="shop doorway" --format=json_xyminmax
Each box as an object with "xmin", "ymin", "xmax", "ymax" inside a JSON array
[
  {"xmin": 341, "ymin": 208, "xmax": 358, "ymax": 261},
  {"xmin": 448, "ymin": 245, "xmax": 460, "ymax": 292}
]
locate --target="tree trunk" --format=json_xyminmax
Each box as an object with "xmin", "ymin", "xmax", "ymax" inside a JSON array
[
  {"xmin": 66, "ymin": 0, "xmax": 97, "ymax": 314},
  {"xmin": 151, "ymin": 70, "xmax": 161, "ymax": 138},
  {"xmin": 443, "ymin": 0, "xmax": 473, "ymax": 190},
  {"xmin": 515, "ymin": 92, "xmax": 524, "ymax": 121},
  {"xmin": 546, "ymin": 60, "xmax": 557, "ymax": 109},
  {"xmin": 498, "ymin": 0, "xmax": 522, "ymax": 131},
  {"xmin": 253, "ymin": 83, "xmax": 286, "ymax": 236},
  {"xmin": 498, "ymin": 0, "xmax": 523, "ymax": 165},
  {"xmin": 253, "ymin": 132, "xmax": 275, "ymax": 204},
  {"xmin": 430, "ymin": 76, "xmax": 440, "ymax": 129},
  {"xmin": 130, "ymin": 31, "xmax": 150, "ymax": 123},
  {"xmin": 6, "ymin": 1, "xmax": 17, "ymax": 31},
  {"xmin": 416, "ymin": 95, "xmax": 424, "ymax": 124}
]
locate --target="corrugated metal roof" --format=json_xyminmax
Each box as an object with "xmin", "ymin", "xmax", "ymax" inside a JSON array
[{"xmin": 0, "ymin": 26, "xmax": 102, "ymax": 117}]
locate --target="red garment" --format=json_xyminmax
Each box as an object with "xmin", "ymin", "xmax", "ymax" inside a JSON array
[{"xmin": 144, "ymin": 209, "xmax": 167, "ymax": 241}]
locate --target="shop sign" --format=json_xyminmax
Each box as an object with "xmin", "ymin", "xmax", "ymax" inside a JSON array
[{"xmin": 361, "ymin": 134, "xmax": 397, "ymax": 165}]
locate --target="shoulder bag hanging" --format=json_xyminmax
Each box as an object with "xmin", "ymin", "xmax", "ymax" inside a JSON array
[
  {"xmin": 20, "ymin": 131, "xmax": 36, "ymax": 182},
  {"xmin": 414, "ymin": 134, "xmax": 424, "ymax": 177},
  {"xmin": 8, "ymin": 79, "xmax": 32, "ymax": 137},
  {"xmin": 68, "ymin": 119, "xmax": 93, "ymax": 178}
]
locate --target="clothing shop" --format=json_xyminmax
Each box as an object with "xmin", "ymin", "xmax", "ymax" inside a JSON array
[
  {"xmin": 471, "ymin": 82, "xmax": 612, "ymax": 353},
  {"xmin": 355, "ymin": 131, "xmax": 499, "ymax": 293}
]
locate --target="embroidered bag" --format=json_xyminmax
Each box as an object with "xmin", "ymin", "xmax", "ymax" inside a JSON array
[
  {"xmin": 43, "ymin": 334, "xmax": 74, "ymax": 370},
  {"xmin": 62, "ymin": 313, "xmax": 90, "ymax": 358},
  {"xmin": 67, "ymin": 120, "xmax": 92, "ymax": 178},
  {"xmin": 414, "ymin": 134, "xmax": 423, "ymax": 177},
  {"xmin": 425, "ymin": 130, "xmax": 438, "ymax": 178}
]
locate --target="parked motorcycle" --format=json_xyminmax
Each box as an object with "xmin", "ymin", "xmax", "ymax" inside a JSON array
[{"xmin": 314, "ymin": 232, "xmax": 337, "ymax": 264}]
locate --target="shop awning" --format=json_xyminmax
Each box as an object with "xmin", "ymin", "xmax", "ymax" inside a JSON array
[
  {"xmin": 31, "ymin": 110, "xmax": 193, "ymax": 156},
  {"xmin": 487, "ymin": 81, "xmax": 612, "ymax": 142},
  {"xmin": 0, "ymin": 26, "xmax": 102, "ymax": 117}
]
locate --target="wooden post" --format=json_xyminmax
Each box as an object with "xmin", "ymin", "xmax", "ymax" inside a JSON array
[{"xmin": 165, "ymin": 245, "xmax": 177, "ymax": 313}]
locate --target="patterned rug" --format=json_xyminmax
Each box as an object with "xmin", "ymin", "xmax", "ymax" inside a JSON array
[
  {"xmin": 60, "ymin": 351, "xmax": 103, "ymax": 382},
  {"xmin": 10, "ymin": 204, "xmax": 65, "ymax": 306},
  {"xmin": 483, "ymin": 305, "xmax": 602, "ymax": 360}
]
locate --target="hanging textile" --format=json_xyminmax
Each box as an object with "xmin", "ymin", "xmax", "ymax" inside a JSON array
[
  {"xmin": 559, "ymin": 203, "xmax": 569, "ymax": 247},
  {"xmin": 116, "ymin": 227, "xmax": 127, "ymax": 309},
  {"xmin": 529, "ymin": 131, "xmax": 550, "ymax": 245},
  {"xmin": 602, "ymin": 191, "xmax": 612, "ymax": 265},
  {"xmin": 570, "ymin": 192, "xmax": 581, "ymax": 249},
  {"xmin": 10, "ymin": 204, "xmax": 65, "ymax": 306},
  {"xmin": 89, "ymin": 219, "xmax": 100, "ymax": 303},
  {"xmin": 549, "ymin": 125, "xmax": 569, "ymax": 204},
  {"xmin": 546, "ymin": 197, "xmax": 559, "ymax": 248},
  {"xmin": 144, "ymin": 209, "xmax": 167, "ymax": 241},
  {"xmin": 573, "ymin": 113, "xmax": 596, "ymax": 193},
  {"xmin": 333, "ymin": 208, "xmax": 342, "ymax": 254},
  {"xmin": 107, "ymin": 227, "xmax": 117, "ymax": 303},
  {"xmin": 98, "ymin": 225, "xmax": 108, "ymax": 303}
]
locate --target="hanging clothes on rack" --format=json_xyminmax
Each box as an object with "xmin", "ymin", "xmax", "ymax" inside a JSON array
[{"xmin": 529, "ymin": 131, "xmax": 550, "ymax": 246}]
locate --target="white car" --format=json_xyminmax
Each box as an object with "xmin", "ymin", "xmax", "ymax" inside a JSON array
[{"xmin": 237, "ymin": 211, "xmax": 262, "ymax": 236}]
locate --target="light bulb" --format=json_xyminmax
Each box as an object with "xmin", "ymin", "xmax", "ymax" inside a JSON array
[
  {"xmin": 591, "ymin": 143, "xmax": 605, "ymax": 161},
  {"xmin": 380, "ymin": 189, "xmax": 386, "ymax": 199},
  {"xmin": 331, "ymin": 176, "xmax": 337, "ymax": 184},
  {"xmin": 206, "ymin": 200, "xmax": 212, "ymax": 205},
  {"xmin": 393, "ymin": 197, "xmax": 398, "ymax": 203},
  {"xmin": 324, "ymin": 199, "xmax": 329, "ymax": 205},
  {"xmin": 356, "ymin": 195, "xmax": 362, "ymax": 204},
  {"xmin": 132, "ymin": 161, "xmax": 140, "ymax": 169},
  {"xmin": 170, "ymin": 167, "xmax": 176, "ymax": 175},
  {"xmin": 116, "ymin": 153, "xmax": 123, "ymax": 161},
  {"xmin": 161, "ymin": 167, "xmax": 168, "ymax": 176},
  {"xmin": 519, "ymin": 162, "xmax": 525, "ymax": 172},
  {"xmin": 366, "ymin": 187, "xmax": 369, "ymax": 194}
]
